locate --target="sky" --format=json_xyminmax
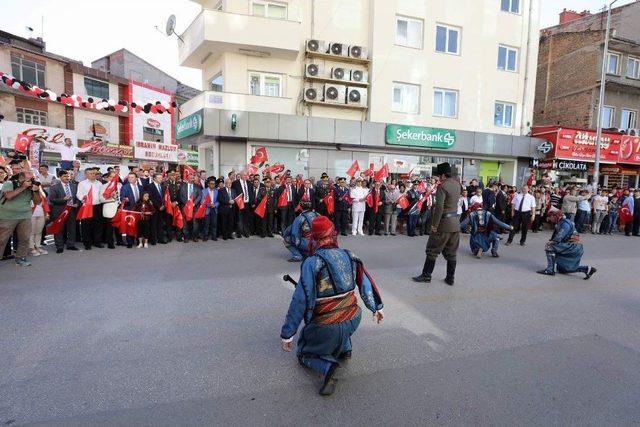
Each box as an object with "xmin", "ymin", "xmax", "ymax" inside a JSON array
[{"xmin": 0, "ymin": 0, "xmax": 637, "ymax": 91}]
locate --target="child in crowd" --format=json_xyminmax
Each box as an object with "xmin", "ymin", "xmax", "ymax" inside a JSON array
[
  {"xmin": 29, "ymin": 196, "xmax": 49, "ymax": 256},
  {"xmin": 134, "ymin": 192, "xmax": 155, "ymax": 248}
]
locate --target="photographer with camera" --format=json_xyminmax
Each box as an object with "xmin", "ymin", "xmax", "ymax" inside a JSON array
[{"xmin": 0, "ymin": 170, "xmax": 42, "ymax": 267}]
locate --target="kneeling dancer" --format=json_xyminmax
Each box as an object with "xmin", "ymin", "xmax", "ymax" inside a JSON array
[
  {"xmin": 280, "ymin": 216, "xmax": 384, "ymax": 396},
  {"xmin": 282, "ymin": 199, "xmax": 318, "ymax": 262},
  {"xmin": 537, "ymin": 208, "xmax": 597, "ymax": 280},
  {"xmin": 459, "ymin": 203, "xmax": 513, "ymax": 258}
]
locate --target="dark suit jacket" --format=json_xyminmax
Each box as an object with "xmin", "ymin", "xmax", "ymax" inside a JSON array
[
  {"xmin": 482, "ymin": 188, "xmax": 496, "ymax": 210},
  {"xmin": 218, "ymin": 186, "xmax": 237, "ymax": 212},
  {"xmin": 231, "ymin": 179, "xmax": 251, "ymax": 201},
  {"xmin": 147, "ymin": 181, "xmax": 165, "ymax": 210},
  {"xmin": 48, "ymin": 181, "xmax": 79, "ymax": 217},
  {"xmin": 179, "ymin": 182, "xmax": 203, "ymax": 206},
  {"xmin": 296, "ymin": 187, "xmax": 316, "ymax": 211},
  {"xmin": 120, "ymin": 182, "xmax": 145, "ymax": 210},
  {"xmin": 334, "ymin": 186, "xmax": 350, "ymax": 211},
  {"xmin": 248, "ymin": 185, "xmax": 264, "ymax": 208}
]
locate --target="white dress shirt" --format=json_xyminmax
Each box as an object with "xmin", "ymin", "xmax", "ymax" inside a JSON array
[
  {"xmin": 457, "ymin": 197, "xmax": 469, "ymax": 215},
  {"xmin": 511, "ymin": 193, "xmax": 536, "ymax": 213},
  {"xmin": 469, "ymin": 195, "xmax": 483, "ymax": 206},
  {"xmin": 76, "ymin": 179, "xmax": 103, "ymax": 205},
  {"xmin": 350, "ymin": 186, "xmax": 368, "ymax": 212}
]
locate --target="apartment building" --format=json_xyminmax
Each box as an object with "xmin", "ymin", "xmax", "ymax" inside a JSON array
[
  {"xmin": 177, "ymin": 0, "xmax": 543, "ymax": 185},
  {"xmin": 533, "ymin": 3, "xmax": 640, "ymax": 188}
]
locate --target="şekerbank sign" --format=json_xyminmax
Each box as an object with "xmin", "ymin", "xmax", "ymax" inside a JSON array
[
  {"xmin": 385, "ymin": 124, "xmax": 456, "ymax": 149},
  {"xmin": 176, "ymin": 111, "xmax": 203, "ymax": 140}
]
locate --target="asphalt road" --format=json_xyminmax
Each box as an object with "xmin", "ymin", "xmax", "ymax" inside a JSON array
[{"xmin": 1, "ymin": 230, "xmax": 639, "ymax": 426}]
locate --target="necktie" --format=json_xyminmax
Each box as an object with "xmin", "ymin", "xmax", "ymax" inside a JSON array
[
  {"xmin": 156, "ymin": 183, "xmax": 161, "ymax": 194},
  {"xmin": 64, "ymin": 184, "xmax": 72, "ymax": 205},
  {"xmin": 288, "ymin": 186, "xmax": 292, "ymax": 202},
  {"xmin": 133, "ymin": 185, "xmax": 139, "ymax": 202},
  {"xmin": 243, "ymin": 181, "xmax": 248, "ymax": 202},
  {"xmin": 227, "ymin": 188, "xmax": 231, "ymax": 199},
  {"xmin": 518, "ymin": 194, "xmax": 526, "ymax": 212},
  {"xmin": 189, "ymin": 184, "xmax": 193, "ymax": 199}
]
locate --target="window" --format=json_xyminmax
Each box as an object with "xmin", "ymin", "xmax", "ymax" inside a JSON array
[
  {"xmin": 210, "ymin": 73, "xmax": 224, "ymax": 92},
  {"xmin": 620, "ymin": 109, "xmax": 637, "ymax": 130},
  {"xmin": 213, "ymin": 0, "xmax": 223, "ymax": 10},
  {"xmin": 395, "ymin": 16, "xmax": 423, "ymax": 49},
  {"xmin": 84, "ymin": 77, "xmax": 109, "ymax": 99},
  {"xmin": 10, "ymin": 55, "xmax": 45, "ymax": 87},
  {"xmin": 392, "ymin": 82, "xmax": 420, "ymax": 114},
  {"xmin": 500, "ymin": 0, "xmax": 520, "ymax": 13},
  {"xmin": 433, "ymin": 88, "xmax": 458, "ymax": 118},
  {"xmin": 16, "ymin": 107, "xmax": 47, "ymax": 126},
  {"xmin": 494, "ymin": 102, "xmax": 515, "ymax": 127},
  {"xmin": 435, "ymin": 24, "xmax": 460, "ymax": 54},
  {"xmin": 601, "ymin": 106, "xmax": 614, "ymax": 128},
  {"xmin": 252, "ymin": 1, "xmax": 287, "ymax": 19},
  {"xmin": 498, "ymin": 45, "xmax": 518, "ymax": 72},
  {"xmin": 626, "ymin": 57, "xmax": 640, "ymax": 79},
  {"xmin": 606, "ymin": 52, "xmax": 620, "ymax": 75},
  {"xmin": 248, "ymin": 72, "xmax": 282, "ymax": 97}
]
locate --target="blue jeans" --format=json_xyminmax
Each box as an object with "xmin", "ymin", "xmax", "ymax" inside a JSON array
[
  {"xmin": 607, "ymin": 213, "xmax": 618, "ymax": 233},
  {"xmin": 407, "ymin": 214, "xmax": 420, "ymax": 235}
]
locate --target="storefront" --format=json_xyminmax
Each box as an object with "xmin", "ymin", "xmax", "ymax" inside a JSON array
[{"xmin": 176, "ymin": 109, "xmax": 540, "ymax": 185}]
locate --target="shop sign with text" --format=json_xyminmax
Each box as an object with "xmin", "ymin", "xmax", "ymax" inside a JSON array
[
  {"xmin": 80, "ymin": 140, "xmax": 133, "ymax": 158},
  {"xmin": 177, "ymin": 148, "xmax": 199, "ymax": 166},
  {"xmin": 0, "ymin": 121, "xmax": 78, "ymax": 153},
  {"xmin": 176, "ymin": 111, "xmax": 203, "ymax": 139},
  {"xmin": 386, "ymin": 124, "xmax": 456, "ymax": 149},
  {"xmin": 619, "ymin": 135, "xmax": 640, "ymax": 165},
  {"xmin": 134, "ymin": 140, "xmax": 178, "ymax": 162}
]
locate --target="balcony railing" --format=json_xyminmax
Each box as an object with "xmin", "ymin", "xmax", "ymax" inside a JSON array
[
  {"xmin": 179, "ymin": 9, "xmax": 302, "ymax": 68},
  {"xmin": 180, "ymin": 91, "xmax": 295, "ymax": 117}
]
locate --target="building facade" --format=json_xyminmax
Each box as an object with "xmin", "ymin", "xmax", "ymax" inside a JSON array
[
  {"xmin": 533, "ymin": 3, "xmax": 640, "ymax": 188},
  {"xmin": 177, "ymin": 0, "xmax": 543, "ymax": 185}
]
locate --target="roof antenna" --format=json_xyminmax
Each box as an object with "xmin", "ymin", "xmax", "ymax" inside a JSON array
[{"xmin": 165, "ymin": 15, "xmax": 184, "ymax": 43}]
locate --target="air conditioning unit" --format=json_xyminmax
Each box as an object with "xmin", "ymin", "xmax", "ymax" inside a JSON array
[
  {"xmin": 303, "ymin": 85, "xmax": 322, "ymax": 102},
  {"xmin": 349, "ymin": 69, "xmax": 368, "ymax": 83},
  {"xmin": 306, "ymin": 39, "xmax": 326, "ymax": 53},
  {"xmin": 346, "ymin": 87, "xmax": 367, "ymax": 106},
  {"xmin": 348, "ymin": 45, "xmax": 368, "ymax": 59},
  {"xmin": 324, "ymin": 84, "xmax": 346, "ymax": 104},
  {"xmin": 330, "ymin": 67, "xmax": 348, "ymax": 81},
  {"xmin": 305, "ymin": 63, "xmax": 324, "ymax": 78},
  {"xmin": 327, "ymin": 42, "xmax": 349, "ymax": 57}
]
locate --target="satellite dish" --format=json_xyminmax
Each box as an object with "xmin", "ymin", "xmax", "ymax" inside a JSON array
[{"xmin": 165, "ymin": 15, "xmax": 177, "ymax": 36}]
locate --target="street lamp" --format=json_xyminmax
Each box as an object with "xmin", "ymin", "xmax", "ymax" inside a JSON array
[{"xmin": 593, "ymin": 0, "xmax": 619, "ymax": 192}]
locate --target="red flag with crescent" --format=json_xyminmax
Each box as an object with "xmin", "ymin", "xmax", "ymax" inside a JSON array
[
  {"xmin": 14, "ymin": 134, "xmax": 33, "ymax": 153},
  {"xmin": 194, "ymin": 193, "xmax": 210, "ymax": 219},
  {"xmin": 163, "ymin": 188, "xmax": 174, "ymax": 216},
  {"xmin": 234, "ymin": 193, "xmax": 245, "ymax": 210},
  {"xmin": 118, "ymin": 210, "xmax": 142, "ymax": 237},
  {"xmin": 183, "ymin": 197, "xmax": 195, "ymax": 221},
  {"xmin": 254, "ymin": 193, "xmax": 268, "ymax": 218},
  {"xmin": 76, "ymin": 187, "xmax": 94, "ymax": 221},
  {"xmin": 46, "ymin": 206, "xmax": 73, "ymax": 235},
  {"xmin": 346, "ymin": 160, "xmax": 360, "ymax": 178},
  {"xmin": 172, "ymin": 207, "xmax": 184, "ymax": 229},
  {"xmin": 362, "ymin": 163, "xmax": 375, "ymax": 178},
  {"xmin": 323, "ymin": 191, "xmax": 335, "ymax": 215},
  {"xmin": 278, "ymin": 187, "xmax": 288, "ymax": 208},
  {"xmin": 251, "ymin": 147, "xmax": 269, "ymax": 165},
  {"xmin": 397, "ymin": 193, "xmax": 409, "ymax": 209},
  {"xmin": 619, "ymin": 206, "xmax": 633, "ymax": 224},
  {"xmin": 102, "ymin": 174, "xmax": 119, "ymax": 200},
  {"xmin": 374, "ymin": 164, "xmax": 389, "ymax": 182}
]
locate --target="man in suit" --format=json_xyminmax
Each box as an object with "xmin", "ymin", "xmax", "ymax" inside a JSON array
[
  {"xmin": 201, "ymin": 178, "xmax": 219, "ymax": 241},
  {"xmin": 368, "ymin": 179, "xmax": 385, "ymax": 235},
  {"xmin": 296, "ymin": 179, "xmax": 316, "ymax": 212},
  {"xmin": 333, "ymin": 177, "xmax": 350, "ymax": 236},
  {"xmin": 249, "ymin": 176, "xmax": 267, "ymax": 237},
  {"xmin": 48, "ymin": 170, "xmax": 79, "ymax": 253},
  {"xmin": 263, "ymin": 177, "xmax": 276, "ymax": 237},
  {"xmin": 232, "ymin": 172, "xmax": 251, "ymax": 238},
  {"xmin": 164, "ymin": 171, "xmax": 181, "ymax": 242},
  {"xmin": 179, "ymin": 173, "xmax": 203, "ymax": 242},
  {"xmin": 482, "ymin": 182, "xmax": 498, "ymax": 213},
  {"xmin": 218, "ymin": 178, "xmax": 236, "ymax": 240},
  {"xmin": 147, "ymin": 173, "xmax": 167, "ymax": 244},
  {"xmin": 76, "ymin": 168, "xmax": 105, "ymax": 250},
  {"xmin": 413, "ymin": 162, "xmax": 463, "ymax": 286},
  {"xmin": 119, "ymin": 172, "xmax": 145, "ymax": 248}
]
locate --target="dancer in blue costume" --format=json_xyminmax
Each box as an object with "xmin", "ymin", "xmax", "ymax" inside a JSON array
[
  {"xmin": 537, "ymin": 208, "xmax": 597, "ymax": 279},
  {"xmin": 280, "ymin": 215, "xmax": 384, "ymax": 396},
  {"xmin": 282, "ymin": 199, "xmax": 318, "ymax": 262},
  {"xmin": 459, "ymin": 203, "xmax": 513, "ymax": 258}
]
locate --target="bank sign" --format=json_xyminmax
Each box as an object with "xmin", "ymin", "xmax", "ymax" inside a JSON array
[
  {"xmin": 385, "ymin": 124, "xmax": 456, "ymax": 149},
  {"xmin": 176, "ymin": 111, "xmax": 203, "ymax": 140}
]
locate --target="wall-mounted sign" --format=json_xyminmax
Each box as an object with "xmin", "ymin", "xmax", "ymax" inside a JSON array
[
  {"xmin": 134, "ymin": 140, "xmax": 178, "ymax": 162},
  {"xmin": 177, "ymin": 148, "xmax": 199, "ymax": 166},
  {"xmin": 80, "ymin": 141, "xmax": 133, "ymax": 158},
  {"xmin": 176, "ymin": 111, "xmax": 203, "ymax": 139},
  {"xmin": 385, "ymin": 124, "xmax": 456, "ymax": 149},
  {"xmin": 532, "ymin": 127, "xmax": 620, "ymax": 163},
  {"xmin": 619, "ymin": 135, "xmax": 640, "ymax": 165},
  {"xmin": 0, "ymin": 121, "xmax": 78, "ymax": 153}
]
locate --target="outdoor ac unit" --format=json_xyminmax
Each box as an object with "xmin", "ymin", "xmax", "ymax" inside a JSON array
[
  {"xmin": 306, "ymin": 39, "xmax": 326, "ymax": 53},
  {"xmin": 349, "ymin": 69, "xmax": 368, "ymax": 83},
  {"xmin": 327, "ymin": 42, "xmax": 349, "ymax": 57},
  {"xmin": 346, "ymin": 87, "xmax": 367, "ymax": 106},
  {"xmin": 304, "ymin": 85, "xmax": 322, "ymax": 102},
  {"xmin": 324, "ymin": 84, "xmax": 346, "ymax": 104},
  {"xmin": 305, "ymin": 63, "xmax": 324, "ymax": 78},
  {"xmin": 348, "ymin": 45, "xmax": 368, "ymax": 59},
  {"xmin": 330, "ymin": 67, "xmax": 348, "ymax": 81}
]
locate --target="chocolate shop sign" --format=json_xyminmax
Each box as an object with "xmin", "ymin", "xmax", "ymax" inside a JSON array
[{"xmin": 531, "ymin": 158, "xmax": 587, "ymax": 171}]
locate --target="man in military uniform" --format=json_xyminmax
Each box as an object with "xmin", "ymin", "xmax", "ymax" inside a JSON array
[{"xmin": 413, "ymin": 162, "xmax": 462, "ymax": 286}]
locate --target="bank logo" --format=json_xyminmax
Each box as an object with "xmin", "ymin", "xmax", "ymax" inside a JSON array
[{"xmin": 537, "ymin": 141, "xmax": 553, "ymax": 154}]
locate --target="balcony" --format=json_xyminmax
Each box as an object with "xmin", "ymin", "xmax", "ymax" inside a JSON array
[
  {"xmin": 179, "ymin": 9, "xmax": 302, "ymax": 68},
  {"xmin": 180, "ymin": 91, "xmax": 295, "ymax": 117}
]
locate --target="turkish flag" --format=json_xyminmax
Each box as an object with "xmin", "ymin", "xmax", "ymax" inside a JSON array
[
  {"xmin": 346, "ymin": 160, "xmax": 360, "ymax": 178},
  {"xmin": 183, "ymin": 198, "xmax": 195, "ymax": 221},
  {"xmin": 365, "ymin": 192, "xmax": 380, "ymax": 213},
  {"xmin": 182, "ymin": 165, "xmax": 197, "ymax": 182},
  {"xmin": 323, "ymin": 192, "xmax": 334, "ymax": 215},
  {"xmin": 269, "ymin": 163, "xmax": 284, "ymax": 174},
  {"xmin": 46, "ymin": 206, "xmax": 73, "ymax": 235},
  {"xmin": 14, "ymin": 134, "xmax": 33, "ymax": 153},
  {"xmin": 172, "ymin": 207, "xmax": 184, "ymax": 229},
  {"xmin": 163, "ymin": 188, "xmax": 174, "ymax": 216},
  {"xmin": 76, "ymin": 187, "xmax": 94, "ymax": 221},
  {"xmin": 251, "ymin": 146, "xmax": 269, "ymax": 165},
  {"xmin": 341, "ymin": 191, "xmax": 352, "ymax": 205},
  {"xmin": 619, "ymin": 206, "xmax": 633, "ymax": 224},
  {"xmin": 245, "ymin": 164, "xmax": 259, "ymax": 175},
  {"xmin": 417, "ymin": 181, "xmax": 426, "ymax": 193},
  {"xmin": 111, "ymin": 202, "xmax": 125, "ymax": 228},
  {"xmin": 102, "ymin": 174, "xmax": 119, "ymax": 200},
  {"xmin": 397, "ymin": 193, "xmax": 410, "ymax": 209},
  {"xmin": 526, "ymin": 170, "xmax": 535, "ymax": 186},
  {"xmin": 254, "ymin": 193, "xmax": 268, "ymax": 218},
  {"xmin": 194, "ymin": 193, "xmax": 210, "ymax": 219},
  {"xmin": 234, "ymin": 193, "xmax": 245, "ymax": 210},
  {"xmin": 374, "ymin": 164, "xmax": 389, "ymax": 181},
  {"xmin": 365, "ymin": 192, "xmax": 374, "ymax": 208},
  {"xmin": 362, "ymin": 163, "xmax": 375, "ymax": 178},
  {"xmin": 409, "ymin": 195, "xmax": 426, "ymax": 216},
  {"xmin": 38, "ymin": 190, "xmax": 50, "ymax": 215},
  {"xmin": 119, "ymin": 210, "xmax": 142, "ymax": 237},
  {"xmin": 277, "ymin": 188, "xmax": 288, "ymax": 208}
]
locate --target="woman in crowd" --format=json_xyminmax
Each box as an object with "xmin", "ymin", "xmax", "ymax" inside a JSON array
[
  {"xmin": 29, "ymin": 193, "xmax": 49, "ymax": 256},
  {"xmin": 135, "ymin": 191, "xmax": 155, "ymax": 248}
]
